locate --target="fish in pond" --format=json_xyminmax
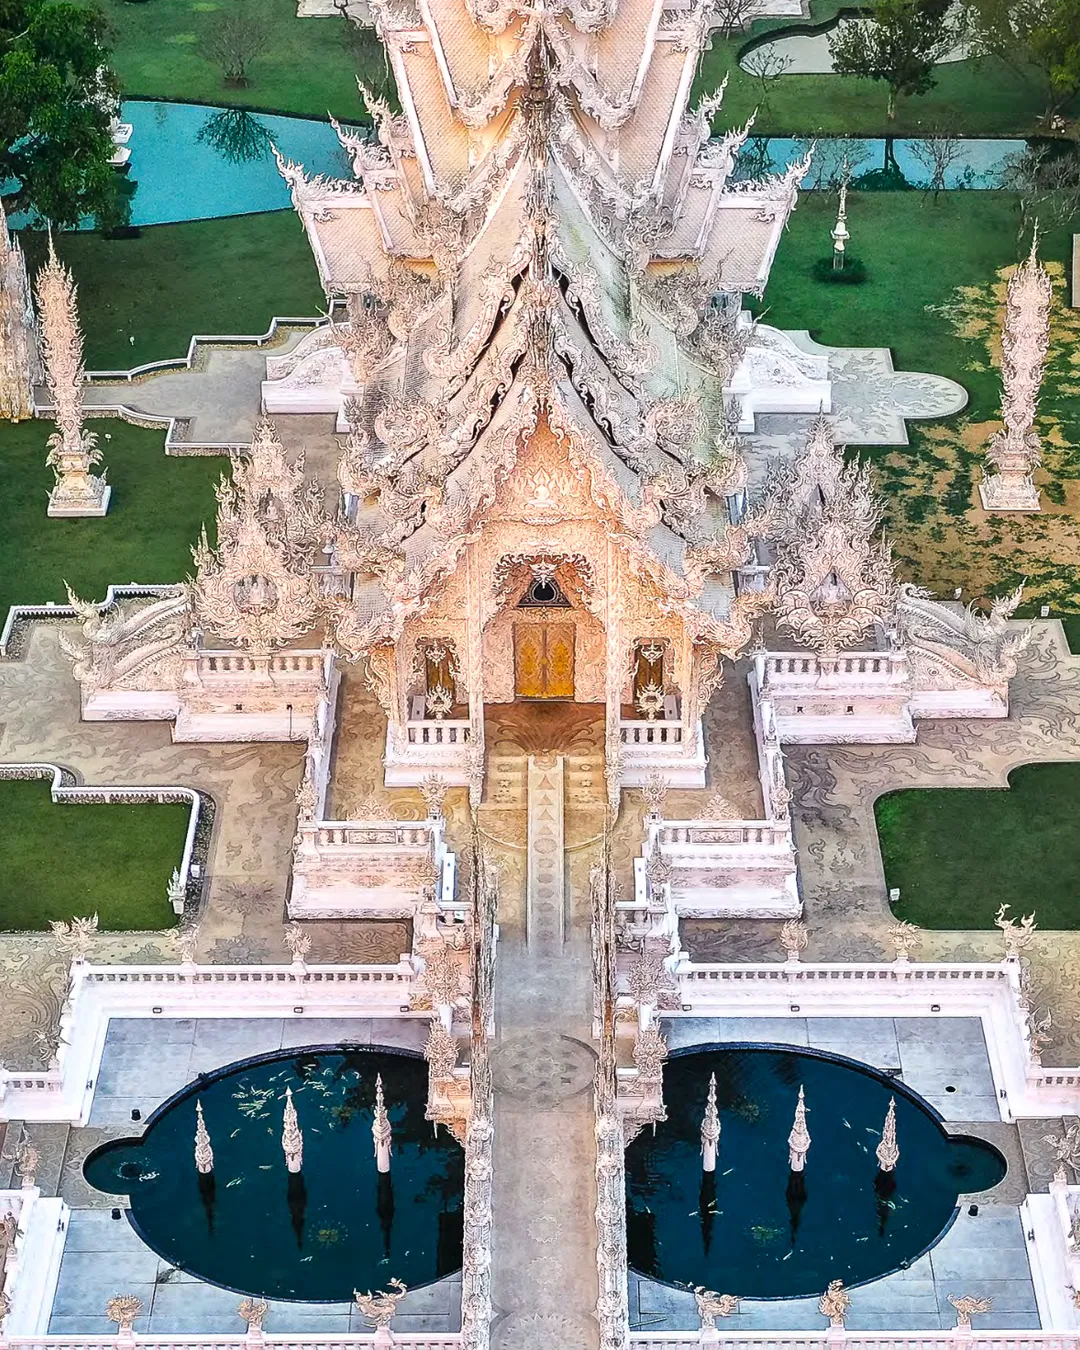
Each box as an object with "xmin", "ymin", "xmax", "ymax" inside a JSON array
[
  {"xmin": 225, "ymin": 1177, "xmax": 243, "ymax": 1187},
  {"xmin": 842, "ymin": 1118, "xmax": 851, "ymax": 1129},
  {"xmin": 722, "ymin": 1168, "xmax": 734, "ymax": 1176}
]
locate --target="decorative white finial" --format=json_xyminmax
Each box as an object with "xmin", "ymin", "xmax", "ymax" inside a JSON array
[
  {"xmin": 194, "ymin": 1100, "xmax": 214, "ymax": 1175},
  {"xmin": 788, "ymin": 1085, "xmax": 810, "ymax": 1171},
  {"xmin": 373, "ymin": 1073, "xmax": 392, "ymax": 1174},
  {"xmin": 700, "ymin": 1073, "xmax": 720, "ymax": 1172},
  {"xmin": 282, "ymin": 1086, "xmax": 303, "ymax": 1173},
  {"xmin": 979, "ymin": 231, "xmax": 1052, "ymax": 513},
  {"xmin": 875, "ymin": 1097, "xmax": 899, "ymax": 1173},
  {"xmin": 35, "ymin": 235, "xmax": 110, "ymax": 517}
]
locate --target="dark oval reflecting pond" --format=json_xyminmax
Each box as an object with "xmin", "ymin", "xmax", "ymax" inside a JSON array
[
  {"xmin": 84, "ymin": 1047, "xmax": 464, "ymax": 1301},
  {"xmin": 626, "ymin": 1045, "xmax": 1006, "ymax": 1299}
]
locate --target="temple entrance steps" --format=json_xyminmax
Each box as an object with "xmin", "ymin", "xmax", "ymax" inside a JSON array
[
  {"xmin": 526, "ymin": 755, "xmax": 565, "ymax": 947},
  {"xmin": 486, "ymin": 751, "xmax": 602, "ymax": 813}
]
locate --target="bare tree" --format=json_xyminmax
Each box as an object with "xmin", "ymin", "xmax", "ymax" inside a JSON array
[
  {"xmin": 909, "ymin": 130, "xmax": 965, "ymax": 203},
  {"xmin": 713, "ymin": 0, "xmax": 761, "ymax": 39},
  {"xmin": 1000, "ymin": 142, "xmax": 1080, "ymax": 236},
  {"xmin": 206, "ymin": 0, "xmax": 274, "ymax": 88},
  {"xmin": 741, "ymin": 47, "xmax": 793, "ymax": 111},
  {"xmin": 803, "ymin": 137, "xmax": 871, "ymax": 191}
]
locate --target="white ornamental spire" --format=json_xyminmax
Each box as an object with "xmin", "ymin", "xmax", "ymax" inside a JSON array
[
  {"xmin": 194, "ymin": 1100, "xmax": 214, "ymax": 1175},
  {"xmin": 979, "ymin": 230, "xmax": 1052, "ymax": 513},
  {"xmin": 700, "ymin": 1072, "xmax": 720, "ymax": 1173},
  {"xmin": 372, "ymin": 1073, "xmax": 392, "ymax": 1174},
  {"xmin": 0, "ymin": 195, "xmax": 39, "ymax": 422},
  {"xmin": 281, "ymin": 1086, "xmax": 303, "ymax": 1173},
  {"xmin": 875, "ymin": 1096, "xmax": 899, "ymax": 1173},
  {"xmin": 35, "ymin": 233, "xmax": 110, "ymax": 517},
  {"xmin": 788, "ymin": 1085, "xmax": 811, "ymax": 1172}
]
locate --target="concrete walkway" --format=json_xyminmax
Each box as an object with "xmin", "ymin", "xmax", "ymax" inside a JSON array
[{"xmin": 488, "ymin": 752, "xmax": 601, "ymax": 1350}]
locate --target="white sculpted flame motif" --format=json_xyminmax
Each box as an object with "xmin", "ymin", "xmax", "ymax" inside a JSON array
[{"xmin": 772, "ymin": 416, "xmax": 897, "ymax": 657}]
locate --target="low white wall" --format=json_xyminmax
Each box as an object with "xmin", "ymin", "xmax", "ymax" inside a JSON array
[
  {"xmin": 0, "ymin": 960, "xmax": 422, "ymax": 1125},
  {"xmin": 2, "ymin": 1190, "xmax": 68, "ymax": 1337},
  {"xmin": 672, "ymin": 958, "xmax": 1079, "ymax": 1120}
]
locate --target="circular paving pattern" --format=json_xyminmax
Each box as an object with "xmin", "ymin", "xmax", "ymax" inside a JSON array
[
  {"xmin": 493, "ymin": 1312, "xmax": 594, "ymax": 1350},
  {"xmin": 490, "ymin": 1034, "xmax": 596, "ymax": 1105}
]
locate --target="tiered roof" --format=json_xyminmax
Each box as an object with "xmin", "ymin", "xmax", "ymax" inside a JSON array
[{"xmin": 275, "ymin": 0, "xmax": 807, "ymax": 653}]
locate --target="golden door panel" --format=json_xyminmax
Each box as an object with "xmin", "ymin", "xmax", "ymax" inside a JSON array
[
  {"xmin": 545, "ymin": 623, "xmax": 575, "ymax": 698},
  {"xmin": 514, "ymin": 623, "xmax": 576, "ymax": 699},
  {"xmin": 514, "ymin": 626, "xmax": 546, "ymax": 699}
]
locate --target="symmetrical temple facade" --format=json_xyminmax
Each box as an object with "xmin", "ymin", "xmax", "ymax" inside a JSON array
[{"xmin": 53, "ymin": 0, "xmax": 1033, "ymax": 925}]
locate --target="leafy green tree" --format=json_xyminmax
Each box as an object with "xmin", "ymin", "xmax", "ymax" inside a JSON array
[
  {"xmin": 0, "ymin": 1, "xmax": 119, "ymax": 227},
  {"xmin": 962, "ymin": 0, "xmax": 1080, "ymax": 121},
  {"xmin": 828, "ymin": 0, "xmax": 956, "ymax": 120}
]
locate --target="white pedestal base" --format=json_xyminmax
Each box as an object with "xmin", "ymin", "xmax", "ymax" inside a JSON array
[
  {"xmin": 979, "ymin": 479, "xmax": 1042, "ymax": 512},
  {"xmin": 47, "ymin": 484, "xmax": 111, "ymax": 518}
]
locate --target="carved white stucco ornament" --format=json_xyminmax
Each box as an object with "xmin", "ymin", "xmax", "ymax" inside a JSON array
[
  {"xmin": 35, "ymin": 234, "xmax": 110, "ymax": 517},
  {"xmin": 191, "ymin": 498, "xmax": 320, "ymax": 653},
  {"xmin": 771, "ymin": 416, "xmax": 897, "ymax": 658},
  {"xmin": 0, "ymin": 195, "xmax": 39, "ymax": 421},
  {"xmin": 980, "ymin": 232, "xmax": 1052, "ymax": 513}
]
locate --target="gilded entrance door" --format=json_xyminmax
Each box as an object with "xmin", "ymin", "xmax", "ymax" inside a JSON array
[{"xmin": 514, "ymin": 623, "xmax": 575, "ymax": 699}]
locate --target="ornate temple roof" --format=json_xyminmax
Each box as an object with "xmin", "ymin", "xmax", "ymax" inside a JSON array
[{"xmin": 272, "ymin": 0, "xmax": 806, "ymax": 653}]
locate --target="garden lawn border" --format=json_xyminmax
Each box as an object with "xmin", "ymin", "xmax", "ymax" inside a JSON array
[{"xmin": 0, "ymin": 764, "xmax": 212, "ymax": 920}]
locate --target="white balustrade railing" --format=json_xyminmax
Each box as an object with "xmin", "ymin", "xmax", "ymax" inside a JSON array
[
  {"xmin": 306, "ymin": 822, "xmax": 441, "ymax": 851},
  {"xmin": 762, "ymin": 650, "xmax": 910, "ymax": 686},
  {"xmin": 196, "ymin": 650, "xmax": 327, "ymax": 678},
  {"xmin": 0, "ymin": 958, "xmax": 421, "ymax": 1125},
  {"xmin": 405, "ymin": 720, "xmax": 471, "ymax": 747},
  {"xmin": 670, "ymin": 957, "xmax": 1080, "ymax": 1120},
  {"xmin": 620, "ymin": 719, "xmax": 685, "ymax": 747},
  {"xmin": 654, "ymin": 820, "xmax": 792, "ymax": 849},
  {"xmin": 6, "ymin": 1338, "xmax": 462, "ymax": 1350},
  {"xmin": 631, "ymin": 1336, "xmax": 1080, "ymax": 1349}
]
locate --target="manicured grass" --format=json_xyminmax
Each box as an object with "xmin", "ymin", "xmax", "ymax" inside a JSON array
[
  {"xmin": 696, "ymin": 0, "xmax": 1071, "ymax": 135},
  {"xmin": 876, "ymin": 763, "xmax": 1080, "ymax": 929},
  {"xmin": 0, "ymin": 419, "xmax": 224, "ymax": 622},
  {"xmin": 754, "ymin": 190, "xmax": 1043, "ymax": 421},
  {"xmin": 0, "ymin": 778, "xmax": 187, "ymax": 930},
  {"xmin": 90, "ymin": 0, "xmax": 391, "ymax": 120},
  {"xmin": 21, "ymin": 212, "xmax": 323, "ymax": 370},
  {"xmin": 88, "ymin": 0, "xmax": 1065, "ymax": 134}
]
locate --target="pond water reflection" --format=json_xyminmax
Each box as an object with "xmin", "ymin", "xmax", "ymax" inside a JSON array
[
  {"xmin": 626, "ymin": 1045, "xmax": 1006, "ymax": 1300},
  {"xmin": 85, "ymin": 1047, "xmax": 464, "ymax": 1302}
]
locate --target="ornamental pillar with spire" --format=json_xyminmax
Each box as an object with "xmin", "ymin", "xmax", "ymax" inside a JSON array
[
  {"xmin": 0, "ymin": 196, "xmax": 40, "ymax": 422},
  {"xmin": 373, "ymin": 1073, "xmax": 392, "ymax": 1174},
  {"xmin": 979, "ymin": 231, "xmax": 1052, "ymax": 513},
  {"xmin": 34, "ymin": 234, "xmax": 110, "ymax": 517}
]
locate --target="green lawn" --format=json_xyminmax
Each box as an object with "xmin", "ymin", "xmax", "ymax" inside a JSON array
[
  {"xmin": 86, "ymin": 0, "xmax": 1066, "ymax": 135},
  {"xmin": 0, "ymin": 778, "xmax": 187, "ymax": 930},
  {"xmin": 90, "ymin": 0, "xmax": 391, "ymax": 120},
  {"xmin": 876, "ymin": 764, "xmax": 1080, "ymax": 929},
  {"xmin": 701, "ymin": 45, "xmax": 1062, "ymax": 139},
  {"xmin": 0, "ymin": 419, "xmax": 223, "ymax": 622},
  {"xmin": 22, "ymin": 212, "xmax": 323, "ymax": 370}
]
